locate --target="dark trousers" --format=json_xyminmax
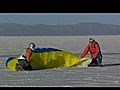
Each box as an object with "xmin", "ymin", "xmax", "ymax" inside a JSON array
[
  {"xmin": 18, "ymin": 59, "xmax": 32, "ymax": 70},
  {"xmin": 88, "ymin": 51, "xmax": 102, "ymax": 67}
]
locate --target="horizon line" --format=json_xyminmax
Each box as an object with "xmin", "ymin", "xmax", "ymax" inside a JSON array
[{"xmin": 0, "ymin": 22, "xmax": 119, "ymax": 26}]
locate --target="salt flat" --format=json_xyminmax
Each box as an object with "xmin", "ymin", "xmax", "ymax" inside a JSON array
[{"xmin": 0, "ymin": 35, "xmax": 120, "ymax": 87}]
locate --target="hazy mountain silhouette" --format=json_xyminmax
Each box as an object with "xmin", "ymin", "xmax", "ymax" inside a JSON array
[{"xmin": 0, "ymin": 23, "xmax": 120, "ymax": 36}]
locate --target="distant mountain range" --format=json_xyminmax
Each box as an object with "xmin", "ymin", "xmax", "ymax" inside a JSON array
[{"xmin": 0, "ymin": 23, "xmax": 120, "ymax": 36}]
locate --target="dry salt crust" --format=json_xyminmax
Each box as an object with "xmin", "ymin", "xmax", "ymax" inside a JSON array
[{"xmin": 0, "ymin": 35, "xmax": 120, "ymax": 87}]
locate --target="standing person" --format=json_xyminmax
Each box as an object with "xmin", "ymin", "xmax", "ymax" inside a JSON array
[
  {"xmin": 16, "ymin": 43, "xmax": 36, "ymax": 71},
  {"xmin": 81, "ymin": 38, "xmax": 103, "ymax": 67}
]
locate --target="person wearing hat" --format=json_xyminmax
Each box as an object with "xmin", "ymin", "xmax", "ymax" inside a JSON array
[
  {"xmin": 81, "ymin": 38, "xmax": 103, "ymax": 67},
  {"xmin": 16, "ymin": 43, "xmax": 36, "ymax": 71}
]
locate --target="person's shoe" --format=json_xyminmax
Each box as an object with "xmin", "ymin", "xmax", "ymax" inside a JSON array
[
  {"xmin": 88, "ymin": 63, "xmax": 98, "ymax": 67},
  {"xmin": 88, "ymin": 64, "xmax": 92, "ymax": 67},
  {"xmin": 15, "ymin": 63, "xmax": 24, "ymax": 71}
]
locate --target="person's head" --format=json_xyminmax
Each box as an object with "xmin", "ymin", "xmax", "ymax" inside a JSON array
[
  {"xmin": 28, "ymin": 43, "xmax": 35, "ymax": 50},
  {"xmin": 89, "ymin": 38, "xmax": 95, "ymax": 44}
]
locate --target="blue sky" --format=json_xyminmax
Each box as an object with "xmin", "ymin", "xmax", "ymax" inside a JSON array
[{"xmin": 0, "ymin": 13, "xmax": 120, "ymax": 25}]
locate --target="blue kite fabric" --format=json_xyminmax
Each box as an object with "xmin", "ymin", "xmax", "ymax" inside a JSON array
[
  {"xmin": 33, "ymin": 48, "xmax": 62, "ymax": 53},
  {"xmin": 6, "ymin": 57, "xmax": 15, "ymax": 66}
]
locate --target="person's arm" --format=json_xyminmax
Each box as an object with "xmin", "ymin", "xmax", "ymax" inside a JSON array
[
  {"xmin": 81, "ymin": 45, "xmax": 89, "ymax": 58},
  {"xmin": 26, "ymin": 48, "xmax": 32, "ymax": 62},
  {"xmin": 93, "ymin": 43, "xmax": 100, "ymax": 58}
]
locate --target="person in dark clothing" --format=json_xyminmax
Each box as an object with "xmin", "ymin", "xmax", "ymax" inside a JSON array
[{"xmin": 16, "ymin": 43, "xmax": 35, "ymax": 71}]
